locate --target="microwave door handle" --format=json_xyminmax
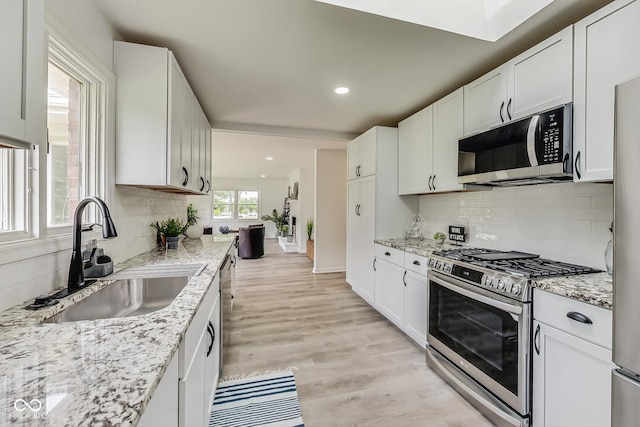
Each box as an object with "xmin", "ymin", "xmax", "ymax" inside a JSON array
[{"xmin": 526, "ymin": 115, "xmax": 540, "ymax": 167}]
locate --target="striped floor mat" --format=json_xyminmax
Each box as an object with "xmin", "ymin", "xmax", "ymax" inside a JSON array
[{"xmin": 209, "ymin": 371, "xmax": 304, "ymax": 427}]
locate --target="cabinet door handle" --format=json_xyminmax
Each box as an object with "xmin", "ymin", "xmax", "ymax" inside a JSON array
[
  {"xmin": 506, "ymin": 98, "xmax": 512, "ymax": 120},
  {"xmin": 182, "ymin": 167, "xmax": 189, "ymax": 186},
  {"xmin": 432, "ymin": 174, "xmax": 436, "ymax": 190},
  {"xmin": 206, "ymin": 321, "xmax": 216, "ymax": 357},
  {"xmin": 499, "ymin": 101, "xmax": 505, "ymax": 123},
  {"xmin": 412, "ymin": 260, "xmax": 420, "ymax": 266},
  {"xmin": 566, "ymin": 311, "xmax": 593, "ymax": 324},
  {"xmin": 427, "ymin": 175, "xmax": 432, "ymax": 191},
  {"xmin": 199, "ymin": 177, "xmax": 205, "ymax": 191},
  {"xmin": 534, "ymin": 324, "xmax": 540, "ymax": 355},
  {"xmin": 373, "ymin": 258, "xmax": 377, "ymax": 272},
  {"xmin": 206, "ymin": 180, "xmax": 211, "ymax": 193},
  {"xmin": 356, "ymin": 165, "xmax": 360, "ymax": 177},
  {"xmin": 403, "ymin": 270, "xmax": 407, "ymax": 287},
  {"xmin": 574, "ymin": 151, "xmax": 582, "ymax": 180},
  {"xmin": 384, "ymin": 251, "xmax": 391, "ymax": 256}
]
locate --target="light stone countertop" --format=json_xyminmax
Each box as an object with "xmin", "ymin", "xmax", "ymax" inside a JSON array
[
  {"xmin": 375, "ymin": 238, "xmax": 612, "ymax": 309},
  {"xmin": 0, "ymin": 235, "xmax": 234, "ymax": 426}
]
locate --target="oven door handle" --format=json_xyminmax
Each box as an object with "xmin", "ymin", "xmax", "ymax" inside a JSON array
[{"xmin": 428, "ymin": 271, "xmax": 523, "ymax": 316}]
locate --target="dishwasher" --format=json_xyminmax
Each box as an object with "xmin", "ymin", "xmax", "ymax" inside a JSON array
[{"xmin": 218, "ymin": 248, "xmax": 235, "ymax": 375}]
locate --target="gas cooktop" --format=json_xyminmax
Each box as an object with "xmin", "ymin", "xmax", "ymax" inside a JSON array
[
  {"xmin": 431, "ymin": 248, "xmax": 600, "ymax": 279},
  {"xmin": 428, "ymin": 247, "xmax": 601, "ymax": 302}
]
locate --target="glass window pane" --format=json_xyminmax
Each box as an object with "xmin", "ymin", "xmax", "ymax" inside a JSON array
[
  {"xmin": 238, "ymin": 190, "xmax": 258, "ymax": 219},
  {"xmin": 213, "ymin": 190, "xmax": 235, "ymax": 219},
  {"xmin": 0, "ymin": 148, "xmax": 26, "ymax": 233},
  {"xmin": 47, "ymin": 62, "xmax": 83, "ymax": 226}
]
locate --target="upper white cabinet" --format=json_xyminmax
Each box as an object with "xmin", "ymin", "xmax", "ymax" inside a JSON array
[
  {"xmin": 114, "ymin": 41, "xmax": 212, "ymax": 194},
  {"xmin": 532, "ymin": 289, "xmax": 614, "ymax": 427},
  {"xmin": 573, "ymin": 0, "xmax": 640, "ymax": 182},
  {"xmin": 346, "ymin": 127, "xmax": 418, "ymax": 304},
  {"xmin": 398, "ymin": 88, "xmax": 464, "ymax": 195},
  {"xmin": 347, "ymin": 130, "xmax": 376, "ymax": 180},
  {"xmin": 0, "ymin": 0, "xmax": 45, "ymax": 149},
  {"xmin": 464, "ymin": 26, "xmax": 573, "ymax": 136},
  {"xmin": 398, "ymin": 106, "xmax": 433, "ymax": 194}
]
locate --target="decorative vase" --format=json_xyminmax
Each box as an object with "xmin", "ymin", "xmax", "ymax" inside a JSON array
[
  {"xmin": 165, "ymin": 236, "xmax": 180, "ymax": 249},
  {"xmin": 185, "ymin": 224, "xmax": 204, "ymax": 239},
  {"xmin": 435, "ymin": 238, "xmax": 445, "ymax": 244}
]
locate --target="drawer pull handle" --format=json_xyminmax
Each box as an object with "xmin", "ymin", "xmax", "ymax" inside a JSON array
[
  {"xmin": 412, "ymin": 260, "xmax": 420, "ymax": 266},
  {"xmin": 403, "ymin": 271, "xmax": 407, "ymax": 287},
  {"xmin": 534, "ymin": 324, "xmax": 540, "ymax": 355},
  {"xmin": 384, "ymin": 252, "xmax": 390, "ymax": 256},
  {"xmin": 566, "ymin": 311, "xmax": 593, "ymax": 324}
]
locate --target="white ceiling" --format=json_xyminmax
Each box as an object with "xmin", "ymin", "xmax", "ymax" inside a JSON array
[{"xmin": 92, "ymin": 0, "xmax": 611, "ymax": 178}]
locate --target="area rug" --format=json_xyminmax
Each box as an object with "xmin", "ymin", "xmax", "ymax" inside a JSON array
[{"xmin": 209, "ymin": 370, "xmax": 304, "ymax": 427}]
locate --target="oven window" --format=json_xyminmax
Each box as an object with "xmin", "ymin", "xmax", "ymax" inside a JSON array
[{"xmin": 429, "ymin": 282, "xmax": 519, "ymax": 395}]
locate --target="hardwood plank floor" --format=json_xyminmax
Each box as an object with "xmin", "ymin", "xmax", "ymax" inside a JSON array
[{"xmin": 223, "ymin": 239, "xmax": 493, "ymax": 426}]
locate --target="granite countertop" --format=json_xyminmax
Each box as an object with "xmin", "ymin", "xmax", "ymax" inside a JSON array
[
  {"xmin": 0, "ymin": 236, "xmax": 234, "ymax": 426},
  {"xmin": 375, "ymin": 238, "xmax": 612, "ymax": 309}
]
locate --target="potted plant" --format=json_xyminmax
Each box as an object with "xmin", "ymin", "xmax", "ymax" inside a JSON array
[
  {"xmin": 433, "ymin": 231, "xmax": 446, "ymax": 244},
  {"xmin": 152, "ymin": 218, "xmax": 188, "ymax": 249},
  {"xmin": 185, "ymin": 204, "xmax": 204, "ymax": 239},
  {"xmin": 281, "ymin": 224, "xmax": 289, "ymax": 237},
  {"xmin": 261, "ymin": 209, "xmax": 286, "ymax": 237},
  {"xmin": 306, "ymin": 218, "xmax": 314, "ymax": 261}
]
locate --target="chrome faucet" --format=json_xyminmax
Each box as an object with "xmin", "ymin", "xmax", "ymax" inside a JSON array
[{"xmin": 53, "ymin": 196, "xmax": 117, "ymax": 299}]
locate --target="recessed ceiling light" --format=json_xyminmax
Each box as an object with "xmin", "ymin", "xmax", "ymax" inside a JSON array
[
  {"xmin": 335, "ymin": 87, "xmax": 350, "ymax": 95},
  {"xmin": 260, "ymin": 175, "xmax": 266, "ymax": 178},
  {"xmin": 266, "ymin": 157, "xmax": 273, "ymax": 160}
]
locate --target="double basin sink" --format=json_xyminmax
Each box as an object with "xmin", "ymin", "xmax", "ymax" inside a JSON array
[{"xmin": 45, "ymin": 263, "xmax": 206, "ymax": 323}]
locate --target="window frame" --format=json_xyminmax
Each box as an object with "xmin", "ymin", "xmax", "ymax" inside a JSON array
[
  {"xmin": 0, "ymin": 148, "xmax": 29, "ymax": 242},
  {"xmin": 45, "ymin": 24, "xmax": 112, "ymax": 235},
  {"xmin": 0, "ymin": 17, "xmax": 115, "ymax": 262},
  {"xmin": 213, "ymin": 189, "xmax": 260, "ymax": 220}
]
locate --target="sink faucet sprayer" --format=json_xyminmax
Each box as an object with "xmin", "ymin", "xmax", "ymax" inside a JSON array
[{"xmin": 52, "ymin": 196, "xmax": 118, "ymax": 299}]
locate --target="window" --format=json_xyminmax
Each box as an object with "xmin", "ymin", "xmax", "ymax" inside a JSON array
[
  {"xmin": 213, "ymin": 190, "xmax": 259, "ymax": 219},
  {"xmin": 0, "ymin": 148, "xmax": 27, "ymax": 236},
  {"xmin": 46, "ymin": 28, "xmax": 111, "ymax": 230}
]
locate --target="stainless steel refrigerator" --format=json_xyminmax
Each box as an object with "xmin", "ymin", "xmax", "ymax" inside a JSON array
[{"xmin": 612, "ymin": 75, "xmax": 640, "ymax": 426}]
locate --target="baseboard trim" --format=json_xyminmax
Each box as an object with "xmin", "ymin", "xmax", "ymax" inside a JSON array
[{"xmin": 312, "ymin": 267, "xmax": 346, "ymax": 274}]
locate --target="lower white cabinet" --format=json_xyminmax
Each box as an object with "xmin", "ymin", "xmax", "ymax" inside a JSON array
[
  {"xmin": 138, "ymin": 354, "xmax": 179, "ymax": 427},
  {"xmin": 373, "ymin": 244, "xmax": 428, "ymax": 348},
  {"xmin": 532, "ymin": 289, "xmax": 614, "ymax": 427},
  {"xmin": 374, "ymin": 257, "xmax": 405, "ymax": 327}
]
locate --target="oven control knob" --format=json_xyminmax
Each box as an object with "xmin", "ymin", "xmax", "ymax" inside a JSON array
[
  {"xmin": 428, "ymin": 258, "xmax": 435, "ymax": 268},
  {"xmin": 444, "ymin": 263, "xmax": 452, "ymax": 273},
  {"xmin": 510, "ymin": 283, "xmax": 522, "ymax": 296},
  {"xmin": 497, "ymin": 279, "xmax": 506, "ymax": 291},
  {"xmin": 436, "ymin": 261, "xmax": 443, "ymax": 269},
  {"xmin": 483, "ymin": 276, "xmax": 494, "ymax": 287}
]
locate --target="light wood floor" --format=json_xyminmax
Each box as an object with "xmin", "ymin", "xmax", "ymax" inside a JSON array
[{"xmin": 223, "ymin": 239, "xmax": 493, "ymax": 426}]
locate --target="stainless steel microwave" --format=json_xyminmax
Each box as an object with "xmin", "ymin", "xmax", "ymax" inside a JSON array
[{"xmin": 458, "ymin": 104, "xmax": 573, "ymax": 186}]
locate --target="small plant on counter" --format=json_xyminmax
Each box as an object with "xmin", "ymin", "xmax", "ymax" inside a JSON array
[
  {"xmin": 186, "ymin": 204, "xmax": 200, "ymax": 226},
  {"xmin": 261, "ymin": 209, "xmax": 286, "ymax": 235},
  {"xmin": 153, "ymin": 218, "xmax": 188, "ymax": 237},
  {"xmin": 433, "ymin": 232, "xmax": 446, "ymax": 243}
]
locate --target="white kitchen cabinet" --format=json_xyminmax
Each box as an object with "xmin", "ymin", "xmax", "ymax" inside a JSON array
[
  {"xmin": 0, "ymin": 0, "xmax": 45, "ymax": 149},
  {"xmin": 374, "ymin": 255, "xmax": 405, "ymax": 328},
  {"xmin": 532, "ymin": 289, "xmax": 614, "ymax": 427},
  {"xmin": 463, "ymin": 26, "xmax": 573, "ymax": 136},
  {"xmin": 346, "ymin": 127, "xmax": 418, "ymax": 304},
  {"xmin": 398, "ymin": 88, "xmax": 464, "ymax": 195},
  {"xmin": 573, "ymin": 0, "xmax": 640, "ymax": 182},
  {"xmin": 114, "ymin": 41, "xmax": 211, "ymax": 194},
  {"xmin": 432, "ymin": 88, "xmax": 464, "ymax": 193},
  {"xmin": 138, "ymin": 353, "xmax": 179, "ymax": 427},
  {"xmin": 177, "ymin": 274, "xmax": 220, "ymax": 427},
  {"xmin": 372, "ymin": 244, "xmax": 428, "ymax": 348},
  {"xmin": 398, "ymin": 105, "xmax": 433, "ymax": 195},
  {"xmin": 403, "ymin": 269, "xmax": 428, "ymax": 347},
  {"xmin": 347, "ymin": 128, "xmax": 376, "ymax": 180}
]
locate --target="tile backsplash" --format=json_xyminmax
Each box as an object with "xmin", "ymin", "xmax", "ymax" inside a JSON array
[{"xmin": 419, "ymin": 182, "xmax": 613, "ymax": 270}]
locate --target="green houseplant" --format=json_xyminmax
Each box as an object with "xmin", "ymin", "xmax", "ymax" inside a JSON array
[
  {"xmin": 185, "ymin": 204, "xmax": 204, "ymax": 239},
  {"xmin": 152, "ymin": 218, "xmax": 188, "ymax": 249},
  {"xmin": 433, "ymin": 231, "xmax": 446, "ymax": 244},
  {"xmin": 261, "ymin": 209, "xmax": 286, "ymax": 237},
  {"xmin": 306, "ymin": 218, "xmax": 314, "ymax": 261}
]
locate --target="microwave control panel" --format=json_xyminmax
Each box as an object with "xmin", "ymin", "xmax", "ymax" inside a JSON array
[{"xmin": 539, "ymin": 109, "xmax": 563, "ymax": 164}]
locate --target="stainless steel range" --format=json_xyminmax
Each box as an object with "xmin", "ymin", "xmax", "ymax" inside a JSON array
[{"xmin": 425, "ymin": 248, "xmax": 599, "ymax": 427}]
